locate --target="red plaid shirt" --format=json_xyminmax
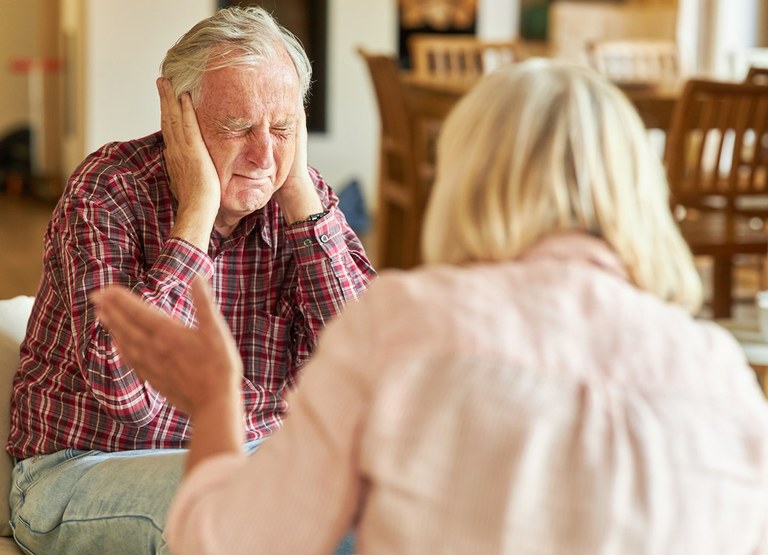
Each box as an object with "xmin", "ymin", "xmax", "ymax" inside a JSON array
[{"xmin": 8, "ymin": 132, "xmax": 375, "ymax": 459}]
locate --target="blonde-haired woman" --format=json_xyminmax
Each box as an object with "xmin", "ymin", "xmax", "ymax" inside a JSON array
[
  {"xmin": 94, "ymin": 60, "xmax": 768, "ymax": 554},
  {"xmin": 423, "ymin": 59, "xmax": 701, "ymax": 311}
]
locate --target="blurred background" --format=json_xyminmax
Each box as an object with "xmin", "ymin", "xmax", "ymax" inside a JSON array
[{"xmin": 1, "ymin": 0, "xmax": 767, "ymax": 299}]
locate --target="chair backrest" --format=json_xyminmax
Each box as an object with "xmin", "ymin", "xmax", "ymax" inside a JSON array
[
  {"xmin": 746, "ymin": 65, "xmax": 768, "ymax": 86},
  {"xmin": 664, "ymin": 79, "xmax": 768, "ymax": 213},
  {"xmin": 587, "ymin": 39, "xmax": 680, "ymax": 85},
  {"xmin": 730, "ymin": 47, "xmax": 768, "ymax": 81},
  {"xmin": 408, "ymin": 34, "xmax": 522, "ymax": 80},
  {"xmin": 357, "ymin": 48, "xmax": 422, "ymax": 269},
  {"xmin": 357, "ymin": 48, "xmax": 413, "ymax": 165}
]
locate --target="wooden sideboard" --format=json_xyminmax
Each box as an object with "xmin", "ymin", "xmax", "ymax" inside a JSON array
[{"xmin": 548, "ymin": 1, "xmax": 678, "ymax": 65}]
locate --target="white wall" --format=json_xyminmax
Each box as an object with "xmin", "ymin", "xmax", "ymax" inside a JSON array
[
  {"xmin": 478, "ymin": 0, "xmax": 518, "ymax": 40},
  {"xmin": 5, "ymin": 0, "xmax": 512, "ymax": 209},
  {"xmin": 309, "ymin": 0, "xmax": 515, "ymax": 208},
  {"xmin": 83, "ymin": 0, "xmax": 215, "ymax": 154},
  {"xmin": 77, "ymin": 0, "xmax": 397, "ymax": 209},
  {"xmin": 712, "ymin": 0, "xmax": 761, "ymax": 78},
  {"xmin": 676, "ymin": 0, "xmax": 703, "ymax": 74},
  {"xmin": 307, "ymin": 0, "xmax": 397, "ymax": 206},
  {"xmin": 677, "ymin": 0, "xmax": 763, "ymax": 78}
]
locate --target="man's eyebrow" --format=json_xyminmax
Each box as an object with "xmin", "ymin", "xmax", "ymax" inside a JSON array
[
  {"xmin": 213, "ymin": 116, "xmax": 252, "ymax": 131},
  {"xmin": 272, "ymin": 119, "xmax": 295, "ymax": 129}
]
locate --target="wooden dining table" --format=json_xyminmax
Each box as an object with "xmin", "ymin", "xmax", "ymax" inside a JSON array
[
  {"xmin": 401, "ymin": 71, "xmax": 683, "ymax": 132},
  {"xmin": 618, "ymin": 81, "xmax": 681, "ymax": 130},
  {"xmin": 400, "ymin": 70, "xmax": 768, "ymax": 323},
  {"xmin": 399, "ymin": 73, "xmax": 472, "ymax": 121}
]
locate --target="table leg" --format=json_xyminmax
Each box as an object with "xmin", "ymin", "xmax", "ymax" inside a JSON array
[
  {"xmin": 712, "ymin": 256, "xmax": 732, "ymax": 319},
  {"xmin": 751, "ymin": 364, "xmax": 768, "ymax": 397}
]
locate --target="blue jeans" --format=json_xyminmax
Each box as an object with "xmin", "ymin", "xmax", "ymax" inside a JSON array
[
  {"xmin": 9, "ymin": 444, "xmax": 355, "ymax": 554},
  {"xmin": 10, "ymin": 447, "xmax": 187, "ymax": 554}
]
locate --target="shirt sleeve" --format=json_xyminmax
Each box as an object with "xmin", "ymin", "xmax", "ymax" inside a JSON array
[
  {"xmin": 56, "ymin": 178, "xmax": 214, "ymax": 426},
  {"xmin": 281, "ymin": 167, "xmax": 377, "ymax": 374},
  {"xmin": 164, "ymin": 287, "xmax": 378, "ymax": 554}
]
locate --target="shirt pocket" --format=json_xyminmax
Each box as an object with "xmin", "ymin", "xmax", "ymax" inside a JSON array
[{"xmin": 238, "ymin": 311, "xmax": 294, "ymax": 393}]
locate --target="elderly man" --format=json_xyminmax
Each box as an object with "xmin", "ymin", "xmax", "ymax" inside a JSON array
[{"xmin": 7, "ymin": 6, "xmax": 374, "ymax": 553}]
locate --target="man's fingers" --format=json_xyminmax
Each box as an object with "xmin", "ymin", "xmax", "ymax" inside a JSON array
[
  {"xmin": 295, "ymin": 105, "xmax": 307, "ymax": 147},
  {"xmin": 159, "ymin": 79, "xmax": 206, "ymax": 152},
  {"xmin": 190, "ymin": 277, "xmax": 235, "ymax": 349},
  {"xmin": 286, "ymin": 105, "xmax": 309, "ymax": 184},
  {"xmin": 157, "ymin": 78, "xmax": 167, "ymax": 119},
  {"xmin": 179, "ymin": 92, "xmax": 205, "ymax": 149},
  {"xmin": 158, "ymin": 78, "xmax": 186, "ymax": 146},
  {"xmin": 158, "ymin": 78, "xmax": 172, "ymax": 137}
]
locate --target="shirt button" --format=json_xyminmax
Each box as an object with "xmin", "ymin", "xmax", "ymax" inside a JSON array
[
  {"xmin": 320, "ymin": 234, "xmax": 329, "ymax": 243},
  {"xmin": 303, "ymin": 238, "xmax": 313, "ymax": 247}
]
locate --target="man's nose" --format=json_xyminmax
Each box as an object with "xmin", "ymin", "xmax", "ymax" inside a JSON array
[{"xmin": 246, "ymin": 130, "xmax": 273, "ymax": 169}]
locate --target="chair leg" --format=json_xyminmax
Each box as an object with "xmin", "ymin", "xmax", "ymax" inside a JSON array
[
  {"xmin": 712, "ymin": 256, "xmax": 732, "ymax": 319},
  {"xmin": 762, "ymin": 256, "xmax": 768, "ymax": 291}
]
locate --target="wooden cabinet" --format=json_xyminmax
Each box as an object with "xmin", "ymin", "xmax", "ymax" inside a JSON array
[{"xmin": 548, "ymin": 1, "xmax": 678, "ymax": 65}]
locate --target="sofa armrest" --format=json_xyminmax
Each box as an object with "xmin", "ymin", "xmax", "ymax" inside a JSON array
[{"xmin": 0, "ymin": 296, "xmax": 34, "ymax": 537}]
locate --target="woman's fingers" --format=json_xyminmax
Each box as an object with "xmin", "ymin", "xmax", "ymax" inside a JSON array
[
  {"xmin": 93, "ymin": 286, "xmax": 177, "ymax": 372},
  {"xmin": 92, "ymin": 281, "xmax": 243, "ymax": 415},
  {"xmin": 94, "ymin": 288, "xmax": 149, "ymax": 341},
  {"xmin": 189, "ymin": 276, "xmax": 216, "ymax": 330},
  {"xmin": 190, "ymin": 276, "xmax": 233, "ymax": 338},
  {"xmin": 188, "ymin": 277, "xmax": 243, "ymax": 379}
]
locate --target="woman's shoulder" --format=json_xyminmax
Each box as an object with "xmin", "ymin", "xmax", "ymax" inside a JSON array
[{"xmin": 361, "ymin": 263, "xmax": 507, "ymax": 318}]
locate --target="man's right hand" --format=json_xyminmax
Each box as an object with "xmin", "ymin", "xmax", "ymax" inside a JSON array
[{"xmin": 158, "ymin": 77, "xmax": 220, "ymax": 251}]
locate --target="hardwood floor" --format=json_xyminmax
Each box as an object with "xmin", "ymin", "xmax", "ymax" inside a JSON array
[
  {"xmin": 0, "ymin": 194, "xmax": 53, "ymax": 299},
  {"xmin": 0, "ymin": 192, "xmax": 762, "ymax": 321}
]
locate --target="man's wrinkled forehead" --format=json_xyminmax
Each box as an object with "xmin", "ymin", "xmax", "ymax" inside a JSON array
[{"xmin": 196, "ymin": 59, "xmax": 302, "ymax": 125}]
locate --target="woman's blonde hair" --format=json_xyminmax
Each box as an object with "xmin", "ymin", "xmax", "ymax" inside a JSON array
[
  {"xmin": 421, "ymin": 58, "xmax": 702, "ymax": 313},
  {"xmin": 160, "ymin": 6, "xmax": 312, "ymax": 105}
]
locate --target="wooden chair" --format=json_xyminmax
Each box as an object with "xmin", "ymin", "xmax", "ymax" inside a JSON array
[
  {"xmin": 747, "ymin": 65, "xmax": 768, "ymax": 86},
  {"xmin": 408, "ymin": 34, "xmax": 523, "ymax": 81},
  {"xmin": 357, "ymin": 48, "xmax": 430, "ymax": 269},
  {"xmin": 730, "ymin": 48, "xmax": 768, "ymax": 81},
  {"xmin": 587, "ymin": 39, "xmax": 680, "ymax": 85},
  {"xmin": 664, "ymin": 79, "xmax": 768, "ymax": 318}
]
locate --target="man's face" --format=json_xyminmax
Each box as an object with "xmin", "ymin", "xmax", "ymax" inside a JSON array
[{"xmin": 195, "ymin": 54, "xmax": 301, "ymax": 227}]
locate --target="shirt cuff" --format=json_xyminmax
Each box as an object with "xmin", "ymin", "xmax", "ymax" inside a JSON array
[
  {"xmin": 153, "ymin": 237, "xmax": 215, "ymax": 284},
  {"xmin": 285, "ymin": 208, "xmax": 348, "ymax": 265},
  {"xmin": 165, "ymin": 453, "xmax": 246, "ymax": 551}
]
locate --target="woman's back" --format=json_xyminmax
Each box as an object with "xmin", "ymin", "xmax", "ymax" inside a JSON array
[
  {"xmin": 343, "ymin": 234, "xmax": 768, "ymax": 554},
  {"xmin": 96, "ymin": 59, "xmax": 768, "ymax": 555}
]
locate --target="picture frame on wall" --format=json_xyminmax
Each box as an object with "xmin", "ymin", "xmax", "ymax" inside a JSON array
[{"xmin": 397, "ymin": 0, "xmax": 478, "ymax": 68}]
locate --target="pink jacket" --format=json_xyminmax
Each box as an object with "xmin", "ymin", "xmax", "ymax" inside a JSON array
[{"xmin": 167, "ymin": 233, "xmax": 768, "ymax": 554}]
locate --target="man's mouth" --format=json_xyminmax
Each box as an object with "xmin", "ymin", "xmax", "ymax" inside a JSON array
[{"xmin": 234, "ymin": 174, "xmax": 271, "ymax": 185}]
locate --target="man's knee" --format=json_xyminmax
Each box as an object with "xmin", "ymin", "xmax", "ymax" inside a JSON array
[{"xmin": 10, "ymin": 449, "xmax": 184, "ymax": 554}]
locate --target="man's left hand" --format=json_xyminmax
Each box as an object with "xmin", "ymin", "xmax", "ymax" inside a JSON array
[{"xmin": 273, "ymin": 105, "xmax": 324, "ymax": 224}]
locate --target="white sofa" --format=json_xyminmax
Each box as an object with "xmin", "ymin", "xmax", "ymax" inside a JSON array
[{"xmin": 0, "ymin": 296, "xmax": 35, "ymax": 554}]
